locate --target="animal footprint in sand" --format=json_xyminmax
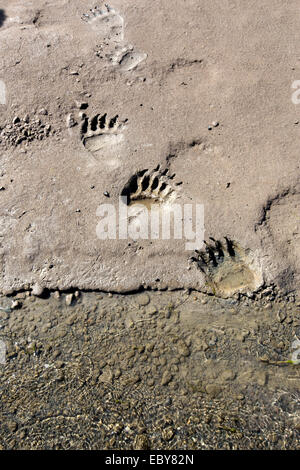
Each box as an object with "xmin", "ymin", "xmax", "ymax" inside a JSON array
[
  {"xmin": 80, "ymin": 113, "xmax": 126, "ymax": 153},
  {"xmin": 112, "ymin": 46, "xmax": 147, "ymax": 71},
  {"xmin": 81, "ymin": 4, "xmax": 124, "ymax": 42},
  {"xmin": 192, "ymin": 237, "xmax": 263, "ymax": 298},
  {"xmin": 121, "ymin": 165, "xmax": 181, "ymax": 208}
]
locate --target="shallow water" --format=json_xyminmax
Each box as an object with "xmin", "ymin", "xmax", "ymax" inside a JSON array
[{"xmin": 0, "ymin": 288, "xmax": 299, "ymax": 449}]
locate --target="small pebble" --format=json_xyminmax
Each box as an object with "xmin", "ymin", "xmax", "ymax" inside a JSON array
[
  {"xmin": 161, "ymin": 371, "xmax": 173, "ymax": 386},
  {"xmin": 162, "ymin": 427, "xmax": 174, "ymax": 441},
  {"xmin": 11, "ymin": 300, "xmax": 21, "ymax": 309},
  {"xmin": 65, "ymin": 293, "xmax": 73, "ymax": 306},
  {"xmin": 32, "ymin": 283, "xmax": 44, "ymax": 297},
  {"xmin": 103, "ymin": 191, "xmax": 110, "ymax": 197}
]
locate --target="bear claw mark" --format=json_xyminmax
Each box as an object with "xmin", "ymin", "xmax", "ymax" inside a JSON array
[
  {"xmin": 80, "ymin": 112, "xmax": 126, "ymax": 153},
  {"xmin": 121, "ymin": 165, "xmax": 180, "ymax": 207},
  {"xmin": 192, "ymin": 238, "xmax": 236, "ymax": 272},
  {"xmin": 192, "ymin": 238, "xmax": 262, "ymax": 298}
]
